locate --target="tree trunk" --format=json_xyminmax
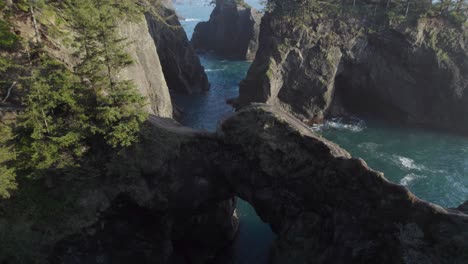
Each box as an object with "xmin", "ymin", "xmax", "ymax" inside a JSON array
[
  {"xmin": 405, "ymin": 0, "xmax": 410, "ymax": 17},
  {"xmin": 30, "ymin": 4, "xmax": 41, "ymax": 44},
  {"xmin": 2, "ymin": 82, "xmax": 17, "ymax": 104}
]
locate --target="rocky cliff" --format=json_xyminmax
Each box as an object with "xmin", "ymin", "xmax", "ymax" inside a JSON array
[
  {"xmin": 220, "ymin": 105, "xmax": 468, "ymax": 264},
  {"xmin": 238, "ymin": 8, "xmax": 468, "ymax": 132},
  {"xmin": 118, "ymin": 19, "xmax": 173, "ymax": 118},
  {"xmin": 2, "ymin": 105, "xmax": 468, "ymax": 263},
  {"xmin": 146, "ymin": 3, "xmax": 209, "ymax": 94},
  {"xmin": 191, "ymin": 0, "xmax": 262, "ymax": 60}
]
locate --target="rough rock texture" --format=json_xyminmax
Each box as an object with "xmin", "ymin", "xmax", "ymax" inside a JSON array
[
  {"xmin": 191, "ymin": 0, "xmax": 262, "ymax": 60},
  {"xmin": 220, "ymin": 104, "xmax": 468, "ymax": 264},
  {"xmin": 1, "ymin": 105, "xmax": 468, "ymax": 263},
  {"xmin": 146, "ymin": 4, "xmax": 209, "ymax": 94},
  {"xmin": 118, "ymin": 19, "xmax": 173, "ymax": 118},
  {"xmin": 238, "ymin": 13, "xmax": 468, "ymax": 131}
]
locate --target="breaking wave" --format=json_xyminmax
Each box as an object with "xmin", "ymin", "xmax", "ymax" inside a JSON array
[
  {"xmin": 312, "ymin": 117, "xmax": 366, "ymax": 133},
  {"xmin": 400, "ymin": 173, "xmax": 426, "ymax": 186},
  {"xmin": 393, "ymin": 156, "xmax": 426, "ymax": 171},
  {"xmin": 184, "ymin": 18, "xmax": 200, "ymax": 22}
]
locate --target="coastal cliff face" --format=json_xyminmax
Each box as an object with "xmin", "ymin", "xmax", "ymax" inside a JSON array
[
  {"xmin": 238, "ymin": 11, "xmax": 468, "ymax": 132},
  {"xmin": 118, "ymin": 19, "xmax": 173, "ymax": 118},
  {"xmin": 191, "ymin": 0, "xmax": 262, "ymax": 60},
  {"xmin": 146, "ymin": 3, "xmax": 209, "ymax": 94}
]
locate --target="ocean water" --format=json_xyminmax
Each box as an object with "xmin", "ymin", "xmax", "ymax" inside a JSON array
[
  {"xmin": 313, "ymin": 118, "xmax": 468, "ymax": 208},
  {"xmin": 172, "ymin": 1, "xmax": 468, "ymax": 263}
]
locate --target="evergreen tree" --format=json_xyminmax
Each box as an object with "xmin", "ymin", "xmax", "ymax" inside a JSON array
[
  {"xmin": 0, "ymin": 123, "xmax": 17, "ymax": 198},
  {"xmin": 16, "ymin": 55, "xmax": 90, "ymax": 178},
  {"xmin": 66, "ymin": 0, "xmax": 148, "ymax": 148}
]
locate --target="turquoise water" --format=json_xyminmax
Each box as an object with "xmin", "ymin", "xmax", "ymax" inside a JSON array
[
  {"xmin": 314, "ymin": 118, "xmax": 468, "ymax": 208},
  {"xmin": 173, "ymin": 2, "xmax": 276, "ymax": 264}
]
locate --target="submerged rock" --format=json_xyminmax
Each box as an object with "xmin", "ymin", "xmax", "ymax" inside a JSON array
[
  {"xmin": 238, "ymin": 10, "xmax": 468, "ymax": 132},
  {"xmin": 191, "ymin": 0, "xmax": 262, "ymax": 60}
]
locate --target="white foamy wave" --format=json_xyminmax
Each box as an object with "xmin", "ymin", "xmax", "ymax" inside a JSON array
[
  {"xmin": 400, "ymin": 173, "xmax": 425, "ymax": 186},
  {"xmin": 313, "ymin": 118, "xmax": 366, "ymax": 133},
  {"xmin": 205, "ymin": 68, "xmax": 225, "ymax": 72},
  {"xmin": 184, "ymin": 18, "xmax": 200, "ymax": 22},
  {"xmin": 357, "ymin": 142, "xmax": 380, "ymax": 153},
  {"xmin": 393, "ymin": 155, "xmax": 426, "ymax": 171}
]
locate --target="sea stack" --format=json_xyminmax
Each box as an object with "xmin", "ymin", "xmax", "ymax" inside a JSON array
[{"xmin": 191, "ymin": 0, "xmax": 262, "ymax": 60}]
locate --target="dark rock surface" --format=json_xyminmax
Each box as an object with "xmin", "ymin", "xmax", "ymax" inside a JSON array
[
  {"xmin": 2, "ymin": 106, "xmax": 468, "ymax": 264},
  {"xmin": 220, "ymin": 104, "xmax": 468, "ymax": 264},
  {"xmin": 146, "ymin": 4, "xmax": 209, "ymax": 94},
  {"xmin": 238, "ymin": 12, "xmax": 468, "ymax": 132},
  {"xmin": 0, "ymin": 116, "xmax": 238, "ymax": 264},
  {"xmin": 191, "ymin": 0, "xmax": 262, "ymax": 60}
]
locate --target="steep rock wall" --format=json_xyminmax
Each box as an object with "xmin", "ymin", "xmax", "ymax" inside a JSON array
[
  {"xmin": 118, "ymin": 19, "xmax": 173, "ymax": 118},
  {"xmin": 146, "ymin": 4, "xmax": 209, "ymax": 94},
  {"xmin": 238, "ymin": 13, "xmax": 468, "ymax": 132}
]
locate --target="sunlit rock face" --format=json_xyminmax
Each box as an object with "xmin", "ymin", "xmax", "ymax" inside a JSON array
[
  {"xmin": 191, "ymin": 0, "xmax": 262, "ymax": 60},
  {"xmin": 238, "ymin": 10, "xmax": 468, "ymax": 133},
  {"xmin": 118, "ymin": 19, "xmax": 173, "ymax": 118}
]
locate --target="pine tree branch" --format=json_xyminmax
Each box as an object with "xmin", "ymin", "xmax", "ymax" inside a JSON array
[{"xmin": 2, "ymin": 82, "xmax": 17, "ymax": 104}]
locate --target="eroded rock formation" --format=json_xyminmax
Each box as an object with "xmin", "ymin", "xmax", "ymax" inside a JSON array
[
  {"xmin": 3, "ymin": 105, "xmax": 467, "ymax": 263},
  {"xmin": 238, "ymin": 11, "xmax": 468, "ymax": 132},
  {"xmin": 220, "ymin": 105, "xmax": 468, "ymax": 264},
  {"xmin": 191, "ymin": 0, "xmax": 262, "ymax": 60}
]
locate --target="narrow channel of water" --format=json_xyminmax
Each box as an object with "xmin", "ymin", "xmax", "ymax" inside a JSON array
[{"xmin": 173, "ymin": 1, "xmax": 276, "ymax": 263}]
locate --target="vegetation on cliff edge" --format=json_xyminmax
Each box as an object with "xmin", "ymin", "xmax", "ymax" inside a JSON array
[{"xmin": 0, "ymin": 0, "xmax": 154, "ymax": 198}]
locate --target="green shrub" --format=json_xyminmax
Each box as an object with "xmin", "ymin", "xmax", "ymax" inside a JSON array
[{"xmin": 0, "ymin": 19, "xmax": 20, "ymax": 51}]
